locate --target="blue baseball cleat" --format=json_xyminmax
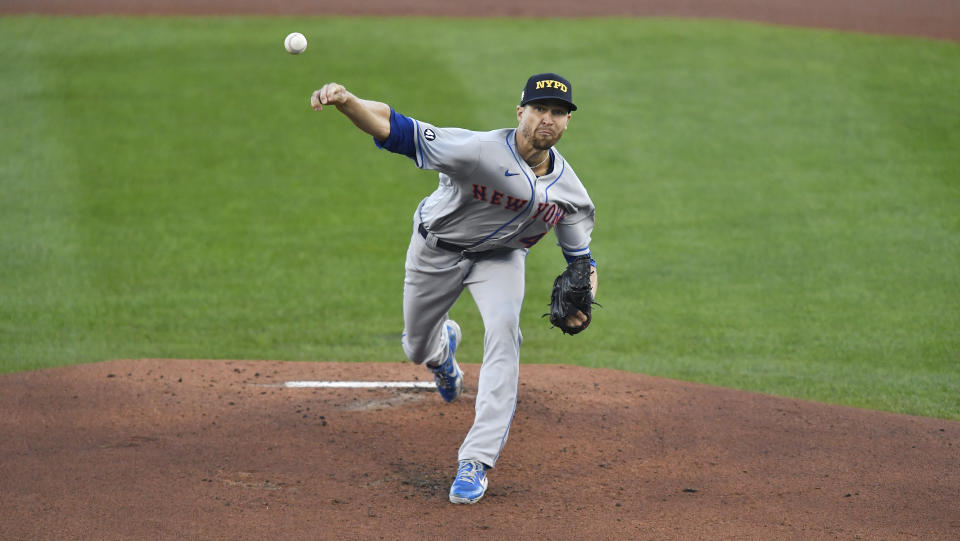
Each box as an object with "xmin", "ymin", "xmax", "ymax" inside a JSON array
[
  {"xmin": 449, "ymin": 459, "xmax": 488, "ymax": 504},
  {"xmin": 430, "ymin": 320, "xmax": 463, "ymax": 403}
]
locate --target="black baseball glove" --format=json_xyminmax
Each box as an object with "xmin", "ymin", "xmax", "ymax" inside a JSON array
[{"xmin": 547, "ymin": 255, "xmax": 596, "ymax": 335}]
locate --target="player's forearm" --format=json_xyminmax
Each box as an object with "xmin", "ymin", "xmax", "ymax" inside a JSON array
[
  {"xmin": 311, "ymin": 83, "xmax": 391, "ymax": 141},
  {"xmin": 336, "ymin": 96, "xmax": 391, "ymax": 141}
]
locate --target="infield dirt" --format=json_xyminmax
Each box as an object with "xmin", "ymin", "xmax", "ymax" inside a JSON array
[{"xmin": 2, "ymin": 359, "xmax": 958, "ymax": 539}]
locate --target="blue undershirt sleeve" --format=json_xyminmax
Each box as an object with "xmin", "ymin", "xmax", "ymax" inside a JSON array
[
  {"xmin": 564, "ymin": 251, "xmax": 597, "ymax": 267},
  {"xmin": 373, "ymin": 108, "xmax": 416, "ymax": 159}
]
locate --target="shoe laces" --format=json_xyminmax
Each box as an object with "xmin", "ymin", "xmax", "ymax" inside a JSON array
[
  {"xmin": 456, "ymin": 460, "xmax": 485, "ymax": 483},
  {"xmin": 432, "ymin": 359, "xmax": 456, "ymax": 383}
]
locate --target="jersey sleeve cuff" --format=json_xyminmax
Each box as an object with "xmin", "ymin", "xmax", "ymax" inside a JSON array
[
  {"xmin": 373, "ymin": 108, "xmax": 416, "ymax": 159},
  {"xmin": 563, "ymin": 249, "xmax": 596, "ymax": 267}
]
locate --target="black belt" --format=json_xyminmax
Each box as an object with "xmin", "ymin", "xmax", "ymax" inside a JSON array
[
  {"xmin": 418, "ymin": 223, "xmax": 471, "ymax": 253},
  {"xmin": 418, "ymin": 223, "xmax": 516, "ymax": 260}
]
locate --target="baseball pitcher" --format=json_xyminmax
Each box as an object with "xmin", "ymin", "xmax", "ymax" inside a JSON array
[{"xmin": 310, "ymin": 73, "xmax": 598, "ymax": 504}]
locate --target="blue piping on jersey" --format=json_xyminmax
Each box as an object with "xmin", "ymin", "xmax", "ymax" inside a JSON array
[
  {"xmin": 495, "ymin": 131, "xmax": 570, "ymax": 245},
  {"xmin": 502, "ymin": 217, "xmax": 539, "ymax": 244},
  {"xmin": 413, "ymin": 119, "xmax": 426, "ymax": 169},
  {"xmin": 543, "ymin": 156, "xmax": 565, "ymax": 202},
  {"xmin": 416, "ymin": 199, "xmax": 425, "ymax": 230},
  {"xmin": 460, "ymin": 130, "xmax": 536, "ymax": 247}
]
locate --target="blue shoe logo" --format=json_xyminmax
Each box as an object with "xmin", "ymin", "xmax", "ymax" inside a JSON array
[{"xmin": 504, "ymin": 170, "xmax": 519, "ymax": 177}]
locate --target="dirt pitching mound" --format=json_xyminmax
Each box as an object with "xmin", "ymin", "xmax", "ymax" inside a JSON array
[{"xmin": 1, "ymin": 359, "xmax": 957, "ymax": 539}]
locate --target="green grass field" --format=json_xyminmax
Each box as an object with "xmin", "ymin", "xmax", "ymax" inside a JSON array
[{"xmin": 1, "ymin": 16, "xmax": 958, "ymax": 419}]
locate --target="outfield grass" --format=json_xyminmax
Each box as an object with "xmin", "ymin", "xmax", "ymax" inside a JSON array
[{"xmin": 1, "ymin": 16, "xmax": 958, "ymax": 419}]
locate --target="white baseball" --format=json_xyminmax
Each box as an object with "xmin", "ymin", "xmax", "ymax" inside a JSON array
[{"xmin": 284, "ymin": 32, "xmax": 308, "ymax": 55}]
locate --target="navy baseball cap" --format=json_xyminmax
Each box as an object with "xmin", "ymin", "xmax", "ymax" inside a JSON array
[{"xmin": 520, "ymin": 73, "xmax": 577, "ymax": 111}]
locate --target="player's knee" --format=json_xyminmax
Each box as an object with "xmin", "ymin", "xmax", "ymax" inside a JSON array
[{"xmin": 402, "ymin": 333, "xmax": 435, "ymax": 365}]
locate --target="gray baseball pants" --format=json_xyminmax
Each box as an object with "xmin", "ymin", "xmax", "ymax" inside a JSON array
[{"xmin": 400, "ymin": 221, "xmax": 525, "ymax": 468}]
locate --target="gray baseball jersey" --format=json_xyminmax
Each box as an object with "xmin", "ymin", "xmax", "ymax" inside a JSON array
[
  {"xmin": 411, "ymin": 122, "xmax": 595, "ymax": 257},
  {"xmin": 379, "ymin": 109, "xmax": 595, "ymax": 467}
]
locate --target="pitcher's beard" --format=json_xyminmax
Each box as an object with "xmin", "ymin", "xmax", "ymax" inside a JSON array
[
  {"xmin": 523, "ymin": 125, "xmax": 562, "ymax": 150},
  {"xmin": 532, "ymin": 135, "xmax": 556, "ymax": 150}
]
